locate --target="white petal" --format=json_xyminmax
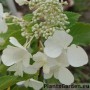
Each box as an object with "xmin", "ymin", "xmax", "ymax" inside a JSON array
[
  {"xmin": 17, "ymin": 81, "xmax": 25, "ymax": 86},
  {"xmin": 24, "ymin": 80, "xmax": 30, "ymax": 88},
  {"xmin": 55, "ymin": 67, "xmax": 74, "ymax": 85},
  {"xmin": 46, "ymin": 57, "xmax": 58, "ymax": 68},
  {"xmin": 43, "ymin": 65, "xmax": 50, "ymax": 74},
  {"xmin": 19, "ymin": 79, "xmax": 43, "ymax": 89},
  {"xmin": 9, "ymin": 37, "xmax": 25, "ymax": 50},
  {"xmin": 44, "ymin": 37, "xmax": 62, "ymax": 58},
  {"xmin": 0, "ymin": 3, "xmax": 3, "ymax": 17},
  {"xmin": 33, "ymin": 52, "xmax": 46, "ymax": 62},
  {"xmin": 29, "ymin": 79, "xmax": 43, "ymax": 90},
  {"xmin": 1, "ymin": 46, "xmax": 19, "ymax": 66},
  {"xmin": 33, "ymin": 62, "xmax": 43, "ymax": 69},
  {"xmin": 0, "ymin": 3, "xmax": 8, "ymax": 33},
  {"xmin": 0, "ymin": 19, "xmax": 8, "ymax": 33},
  {"xmin": 67, "ymin": 44, "xmax": 88, "ymax": 67},
  {"xmin": 15, "ymin": 0, "xmax": 26, "ymax": 6},
  {"xmin": 22, "ymin": 53, "xmax": 32, "ymax": 67},
  {"xmin": 33, "ymin": 52, "xmax": 47, "ymax": 69},
  {"xmin": 8, "ymin": 64, "xmax": 17, "ymax": 71},
  {"xmin": 44, "ymin": 71, "xmax": 53, "ymax": 79},
  {"xmin": 8, "ymin": 62, "xmax": 24, "ymax": 77},
  {"xmin": 24, "ymin": 65, "xmax": 38, "ymax": 74},
  {"xmin": 56, "ymin": 51, "xmax": 69, "ymax": 67},
  {"xmin": 53, "ymin": 30, "xmax": 73, "ymax": 48},
  {"xmin": 1, "ymin": 45, "xmax": 30, "ymax": 66}
]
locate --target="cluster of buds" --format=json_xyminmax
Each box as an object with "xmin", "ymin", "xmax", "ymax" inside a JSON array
[
  {"xmin": 29, "ymin": 0, "xmax": 69, "ymax": 39},
  {"xmin": 7, "ymin": 0, "xmax": 69, "ymax": 39},
  {"xmin": 6, "ymin": 15, "xmax": 32, "ymax": 39}
]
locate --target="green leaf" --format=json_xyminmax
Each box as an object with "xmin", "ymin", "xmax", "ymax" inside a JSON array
[
  {"xmin": 70, "ymin": 22, "xmax": 90, "ymax": 45},
  {"xmin": 0, "ymin": 24, "xmax": 26, "ymax": 50},
  {"xmin": 0, "ymin": 76, "xmax": 19, "ymax": 90},
  {"xmin": 13, "ymin": 86, "xmax": 34, "ymax": 90},
  {"xmin": 0, "ymin": 64, "xmax": 8, "ymax": 74},
  {"xmin": 65, "ymin": 11, "xmax": 81, "ymax": 28},
  {"xmin": 12, "ymin": 86, "xmax": 29, "ymax": 90}
]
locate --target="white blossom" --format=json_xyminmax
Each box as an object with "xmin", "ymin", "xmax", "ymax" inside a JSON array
[
  {"xmin": 0, "ymin": 3, "xmax": 8, "ymax": 33},
  {"xmin": 44, "ymin": 51, "xmax": 74, "ymax": 85},
  {"xmin": 44, "ymin": 30, "xmax": 88, "ymax": 67},
  {"xmin": 17, "ymin": 78, "xmax": 43, "ymax": 90},
  {"xmin": 1, "ymin": 37, "xmax": 32, "ymax": 76}
]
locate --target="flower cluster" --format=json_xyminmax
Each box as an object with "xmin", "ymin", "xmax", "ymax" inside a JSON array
[
  {"xmin": 29, "ymin": 0, "xmax": 69, "ymax": 39},
  {"xmin": 12, "ymin": 17, "xmax": 31, "ymax": 38},
  {"xmin": 43, "ymin": 30, "xmax": 88, "ymax": 85},
  {"xmin": 14, "ymin": 0, "xmax": 69, "ymax": 39},
  {"xmin": 0, "ymin": 0, "xmax": 89, "ymax": 90}
]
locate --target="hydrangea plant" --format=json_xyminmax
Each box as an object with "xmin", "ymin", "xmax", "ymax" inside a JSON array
[{"xmin": 0, "ymin": 0, "xmax": 90, "ymax": 90}]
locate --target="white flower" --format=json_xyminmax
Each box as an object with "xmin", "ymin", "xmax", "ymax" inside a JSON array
[
  {"xmin": 32, "ymin": 52, "xmax": 58, "ymax": 74},
  {"xmin": 0, "ymin": 3, "xmax": 8, "ymax": 33},
  {"xmin": 44, "ymin": 30, "xmax": 88, "ymax": 67},
  {"xmin": 15, "ymin": 0, "xmax": 28, "ymax": 6},
  {"xmin": 0, "ymin": 37, "xmax": 5, "ymax": 46},
  {"xmin": 17, "ymin": 78, "xmax": 43, "ymax": 90},
  {"xmin": 1, "ymin": 37, "xmax": 32, "ymax": 76},
  {"xmin": 44, "ymin": 51, "xmax": 74, "ymax": 85}
]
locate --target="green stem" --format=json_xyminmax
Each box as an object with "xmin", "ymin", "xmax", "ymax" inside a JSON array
[
  {"xmin": 38, "ymin": 38, "xmax": 44, "ymax": 90},
  {"xmin": 38, "ymin": 67, "xmax": 43, "ymax": 82}
]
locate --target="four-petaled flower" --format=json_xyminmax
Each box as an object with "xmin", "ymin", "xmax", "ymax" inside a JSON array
[
  {"xmin": 44, "ymin": 30, "xmax": 88, "ymax": 67},
  {"xmin": 44, "ymin": 51, "xmax": 74, "ymax": 85},
  {"xmin": 1, "ymin": 37, "xmax": 32, "ymax": 76}
]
